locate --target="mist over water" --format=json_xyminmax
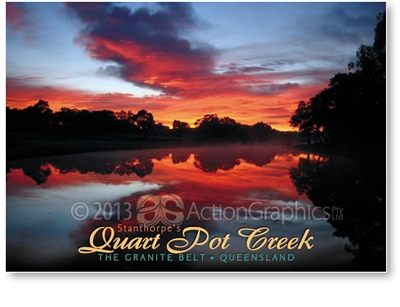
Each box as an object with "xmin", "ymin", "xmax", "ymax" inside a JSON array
[{"xmin": 6, "ymin": 144, "xmax": 385, "ymax": 271}]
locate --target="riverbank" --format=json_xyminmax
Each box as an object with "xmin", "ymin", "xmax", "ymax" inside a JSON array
[
  {"xmin": 7, "ymin": 131, "xmax": 386, "ymax": 172},
  {"xmin": 7, "ymin": 131, "xmax": 289, "ymax": 163},
  {"xmin": 6, "ymin": 131, "xmax": 197, "ymax": 162}
]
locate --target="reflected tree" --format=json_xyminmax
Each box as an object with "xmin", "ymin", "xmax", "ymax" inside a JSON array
[
  {"xmin": 114, "ymin": 159, "xmax": 154, "ymax": 178},
  {"xmin": 193, "ymin": 153, "xmax": 240, "ymax": 173},
  {"xmin": 171, "ymin": 152, "xmax": 191, "ymax": 164},
  {"xmin": 289, "ymin": 155, "xmax": 385, "ymax": 271},
  {"xmin": 192, "ymin": 146, "xmax": 278, "ymax": 172},
  {"xmin": 10, "ymin": 154, "xmax": 156, "ymax": 184},
  {"xmin": 11, "ymin": 146, "xmax": 279, "ymax": 182},
  {"xmin": 22, "ymin": 163, "xmax": 52, "ymax": 185}
]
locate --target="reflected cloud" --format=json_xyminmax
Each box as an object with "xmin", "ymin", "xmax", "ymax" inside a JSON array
[{"xmin": 6, "ymin": 145, "xmax": 384, "ymax": 271}]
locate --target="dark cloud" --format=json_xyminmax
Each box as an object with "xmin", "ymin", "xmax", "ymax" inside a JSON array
[
  {"xmin": 97, "ymin": 65, "xmax": 122, "ymax": 78},
  {"xmin": 222, "ymin": 65, "xmax": 274, "ymax": 74},
  {"xmin": 250, "ymin": 83, "xmax": 300, "ymax": 95},
  {"xmin": 310, "ymin": 3, "xmax": 385, "ymax": 45},
  {"xmin": 66, "ymin": 2, "xmax": 217, "ymax": 96}
]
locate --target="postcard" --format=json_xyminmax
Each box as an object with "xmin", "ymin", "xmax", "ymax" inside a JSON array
[{"xmin": 6, "ymin": 2, "xmax": 386, "ymax": 272}]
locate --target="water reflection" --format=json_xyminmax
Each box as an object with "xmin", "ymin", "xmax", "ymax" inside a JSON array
[
  {"xmin": 6, "ymin": 146, "xmax": 279, "ymax": 184},
  {"xmin": 6, "ymin": 145, "xmax": 385, "ymax": 271},
  {"xmin": 289, "ymin": 154, "xmax": 386, "ymax": 271}
]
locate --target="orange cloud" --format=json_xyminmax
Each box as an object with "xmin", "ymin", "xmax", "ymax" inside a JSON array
[
  {"xmin": 6, "ymin": 75, "xmax": 327, "ymax": 131},
  {"xmin": 7, "ymin": 3, "xmax": 334, "ymax": 130}
]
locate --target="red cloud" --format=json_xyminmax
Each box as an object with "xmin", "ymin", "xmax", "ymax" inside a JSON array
[
  {"xmin": 67, "ymin": 2, "xmax": 217, "ymax": 97},
  {"xmin": 6, "ymin": 3, "xmax": 28, "ymax": 31},
  {"xmin": 67, "ymin": 2, "xmax": 327, "ymax": 103},
  {"xmin": 7, "ymin": 3, "xmax": 333, "ymax": 130}
]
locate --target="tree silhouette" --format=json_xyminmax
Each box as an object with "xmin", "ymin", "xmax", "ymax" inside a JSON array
[
  {"xmin": 250, "ymin": 122, "xmax": 273, "ymax": 142},
  {"xmin": 194, "ymin": 114, "xmax": 242, "ymax": 140},
  {"xmin": 349, "ymin": 12, "xmax": 386, "ymax": 80},
  {"xmin": 6, "ymin": 106, "xmax": 24, "ymax": 129},
  {"xmin": 290, "ymin": 12, "xmax": 386, "ymax": 144},
  {"xmin": 172, "ymin": 120, "xmax": 190, "ymax": 137},
  {"xmin": 7, "ymin": 100, "xmax": 297, "ymax": 157},
  {"xmin": 132, "ymin": 109, "xmax": 155, "ymax": 139},
  {"xmin": 172, "ymin": 120, "xmax": 189, "ymax": 130},
  {"xmin": 289, "ymin": 101, "xmax": 314, "ymax": 144},
  {"xmin": 23, "ymin": 100, "xmax": 53, "ymax": 132},
  {"xmin": 194, "ymin": 114, "xmax": 220, "ymax": 139}
]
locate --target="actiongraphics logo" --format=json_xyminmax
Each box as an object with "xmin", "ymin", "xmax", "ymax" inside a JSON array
[
  {"xmin": 71, "ymin": 194, "xmax": 343, "ymax": 226},
  {"xmin": 187, "ymin": 201, "xmax": 344, "ymax": 225},
  {"xmin": 137, "ymin": 194, "xmax": 184, "ymax": 226}
]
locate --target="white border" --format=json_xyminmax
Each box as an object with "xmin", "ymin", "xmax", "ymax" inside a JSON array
[{"xmin": 2, "ymin": 1, "xmax": 398, "ymax": 305}]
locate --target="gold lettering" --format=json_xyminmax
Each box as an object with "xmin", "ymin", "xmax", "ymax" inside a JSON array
[
  {"xmin": 287, "ymin": 237, "xmax": 299, "ymax": 249},
  {"xmin": 238, "ymin": 227, "xmax": 270, "ymax": 251},
  {"xmin": 167, "ymin": 226, "xmax": 209, "ymax": 254},
  {"xmin": 78, "ymin": 226, "xmax": 161, "ymax": 254},
  {"xmin": 267, "ymin": 237, "xmax": 278, "ymax": 249},
  {"xmin": 78, "ymin": 226, "xmax": 114, "ymax": 254},
  {"xmin": 298, "ymin": 229, "xmax": 314, "ymax": 249},
  {"xmin": 276, "ymin": 237, "xmax": 288, "ymax": 249},
  {"xmin": 238, "ymin": 227, "xmax": 314, "ymax": 251}
]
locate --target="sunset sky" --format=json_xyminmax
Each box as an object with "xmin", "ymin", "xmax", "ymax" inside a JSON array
[{"xmin": 6, "ymin": 2, "xmax": 386, "ymax": 131}]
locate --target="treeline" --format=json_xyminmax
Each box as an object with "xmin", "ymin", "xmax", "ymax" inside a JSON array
[
  {"xmin": 290, "ymin": 12, "xmax": 386, "ymax": 144},
  {"xmin": 7, "ymin": 102, "xmax": 157, "ymax": 138},
  {"xmin": 6, "ymin": 101, "xmax": 299, "ymax": 144}
]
